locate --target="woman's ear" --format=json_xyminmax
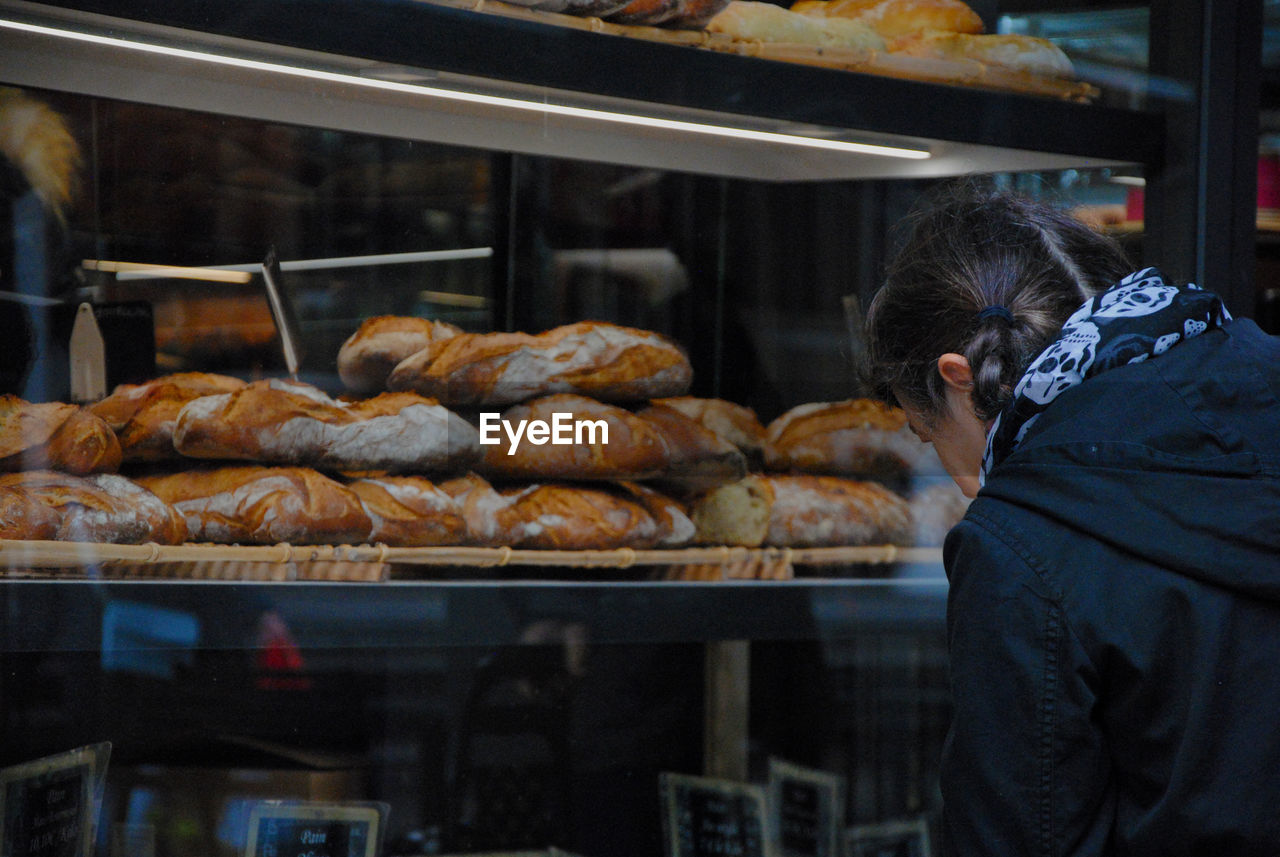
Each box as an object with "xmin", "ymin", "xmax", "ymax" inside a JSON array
[{"xmin": 936, "ymin": 353, "xmax": 974, "ymax": 391}]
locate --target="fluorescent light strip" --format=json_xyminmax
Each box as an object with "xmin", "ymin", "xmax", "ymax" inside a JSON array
[
  {"xmin": 0, "ymin": 17, "xmax": 931, "ymax": 161},
  {"xmin": 94, "ymin": 248, "xmax": 493, "ymax": 281}
]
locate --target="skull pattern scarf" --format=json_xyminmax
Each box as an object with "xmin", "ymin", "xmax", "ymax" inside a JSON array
[{"xmin": 981, "ymin": 267, "xmax": 1233, "ymax": 484}]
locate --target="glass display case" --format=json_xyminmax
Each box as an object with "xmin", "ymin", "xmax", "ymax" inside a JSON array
[{"xmin": 0, "ymin": 0, "xmax": 1260, "ymax": 855}]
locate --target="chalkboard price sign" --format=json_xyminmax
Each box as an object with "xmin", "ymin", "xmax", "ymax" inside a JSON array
[
  {"xmin": 767, "ymin": 759, "xmax": 844, "ymax": 857},
  {"xmin": 0, "ymin": 743, "xmax": 112, "ymax": 857},
  {"xmin": 660, "ymin": 773, "xmax": 768, "ymax": 857},
  {"xmin": 243, "ymin": 802, "xmax": 388, "ymax": 857}
]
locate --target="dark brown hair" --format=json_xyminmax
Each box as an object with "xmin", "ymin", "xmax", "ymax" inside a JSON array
[{"xmin": 865, "ymin": 180, "xmax": 1133, "ymax": 425}]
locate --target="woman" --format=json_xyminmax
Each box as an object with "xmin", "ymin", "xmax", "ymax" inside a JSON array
[{"xmin": 865, "ymin": 182, "xmax": 1280, "ymax": 856}]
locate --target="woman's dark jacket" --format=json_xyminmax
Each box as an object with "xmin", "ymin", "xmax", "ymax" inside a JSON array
[{"xmin": 941, "ymin": 317, "xmax": 1280, "ymax": 856}]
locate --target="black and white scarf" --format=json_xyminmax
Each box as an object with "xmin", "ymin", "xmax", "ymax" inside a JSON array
[{"xmin": 981, "ymin": 268, "xmax": 1233, "ymax": 484}]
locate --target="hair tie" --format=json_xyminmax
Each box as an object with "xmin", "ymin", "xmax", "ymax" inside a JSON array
[{"xmin": 977, "ymin": 305, "xmax": 1014, "ymax": 324}]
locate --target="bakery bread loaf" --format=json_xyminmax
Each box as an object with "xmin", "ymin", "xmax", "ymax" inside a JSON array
[
  {"xmin": 652, "ymin": 396, "xmax": 766, "ymax": 459},
  {"xmin": 0, "ymin": 470, "xmax": 187, "ymax": 544},
  {"xmin": 888, "ymin": 32, "xmax": 1073, "ymax": 77},
  {"xmin": 137, "ymin": 466, "xmax": 372, "ymax": 545},
  {"xmin": 791, "ymin": 0, "xmax": 984, "ymax": 37},
  {"xmin": 173, "ymin": 379, "xmax": 480, "ymax": 473},
  {"xmin": 480, "ymin": 394, "xmax": 670, "ymax": 481},
  {"xmin": 348, "ymin": 476, "xmax": 468, "ymax": 547},
  {"xmin": 0, "ymin": 396, "xmax": 122, "ymax": 474},
  {"xmin": 635, "ymin": 401, "xmax": 747, "ymax": 486},
  {"xmin": 764, "ymin": 399, "xmax": 929, "ymax": 479},
  {"xmin": 440, "ymin": 473, "xmax": 692, "ymax": 549},
  {"xmin": 708, "ymin": 1, "xmax": 884, "ymax": 49},
  {"xmin": 89, "ymin": 372, "xmax": 247, "ymax": 462},
  {"xmin": 0, "ymin": 485, "xmax": 61, "ymax": 540},
  {"xmin": 691, "ymin": 473, "xmax": 910, "ymax": 547},
  {"xmin": 387, "ymin": 321, "xmax": 692, "ymax": 406},
  {"xmin": 337, "ymin": 315, "xmax": 462, "ymax": 394}
]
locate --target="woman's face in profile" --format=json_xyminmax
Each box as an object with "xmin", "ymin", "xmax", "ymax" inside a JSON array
[{"xmin": 901, "ymin": 385, "xmax": 990, "ymax": 499}]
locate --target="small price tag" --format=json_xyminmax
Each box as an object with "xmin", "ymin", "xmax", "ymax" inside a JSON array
[
  {"xmin": 660, "ymin": 772, "xmax": 769, "ymax": 857},
  {"xmin": 243, "ymin": 801, "xmax": 387, "ymax": 857},
  {"xmin": 844, "ymin": 817, "xmax": 933, "ymax": 857},
  {"xmin": 766, "ymin": 759, "xmax": 844, "ymax": 857},
  {"xmin": 0, "ymin": 743, "xmax": 112, "ymax": 857}
]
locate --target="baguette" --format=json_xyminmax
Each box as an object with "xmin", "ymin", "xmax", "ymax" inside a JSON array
[
  {"xmin": 0, "ymin": 396, "xmax": 122, "ymax": 475},
  {"xmin": 479, "ymin": 394, "xmax": 671, "ymax": 481},
  {"xmin": 174, "ymin": 379, "xmax": 480, "ymax": 473},
  {"xmin": 348, "ymin": 476, "xmax": 468, "ymax": 547},
  {"xmin": 0, "ymin": 470, "xmax": 187, "ymax": 544},
  {"xmin": 89, "ymin": 372, "xmax": 247, "ymax": 462},
  {"xmin": 137, "ymin": 466, "xmax": 372, "ymax": 545},
  {"xmin": 634, "ymin": 401, "xmax": 747, "ymax": 486},
  {"xmin": 387, "ymin": 321, "xmax": 692, "ymax": 406},
  {"xmin": 439, "ymin": 473, "xmax": 691, "ymax": 549},
  {"xmin": 654, "ymin": 396, "xmax": 767, "ymax": 459},
  {"xmin": 888, "ymin": 32, "xmax": 1074, "ymax": 77},
  {"xmin": 337, "ymin": 315, "xmax": 462, "ymax": 394},
  {"xmin": 690, "ymin": 473, "xmax": 911, "ymax": 547},
  {"xmin": 764, "ymin": 399, "xmax": 929, "ymax": 479}
]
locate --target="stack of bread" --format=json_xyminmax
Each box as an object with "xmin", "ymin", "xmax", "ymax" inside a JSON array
[
  {"xmin": 706, "ymin": 0, "xmax": 1075, "ymax": 80},
  {"xmin": 2, "ymin": 313, "xmax": 966, "ymax": 559}
]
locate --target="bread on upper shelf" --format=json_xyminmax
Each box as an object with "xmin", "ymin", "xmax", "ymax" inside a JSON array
[
  {"xmin": 0, "ymin": 470, "xmax": 187, "ymax": 544},
  {"xmin": 887, "ymin": 31, "xmax": 1074, "ymax": 78},
  {"xmin": 137, "ymin": 466, "xmax": 372, "ymax": 545},
  {"xmin": 707, "ymin": 1, "xmax": 885, "ymax": 49},
  {"xmin": 385, "ymin": 320, "xmax": 693, "ymax": 406},
  {"xmin": 690, "ymin": 473, "xmax": 911, "ymax": 547},
  {"xmin": 337, "ymin": 315, "xmax": 463, "ymax": 395},
  {"xmin": 89, "ymin": 372, "xmax": 247, "ymax": 462},
  {"xmin": 790, "ymin": 0, "xmax": 984, "ymax": 38},
  {"xmin": 763, "ymin": 398, "xmax": 933, "ymax": 480},
  {"xmin": 0, "ymin": 396, "xmax": 122, "ymax": 475},
  {"xmin": 172, "ymin": 378, "xmax": 480, "ymax": 473}
]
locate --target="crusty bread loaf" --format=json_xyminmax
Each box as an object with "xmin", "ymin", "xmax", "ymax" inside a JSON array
[
  {"xmin": 0, "ymin": 470, "xmax": 187, "ymax": 544},
  {"xmin": 439, "ymin": 473, "xmax": 691, "ymax": 549},
  {"xmin": 479, "ymin": 394, "xmax": 671, "ymax": 481},
  {"xmin": 337, "ymin": 315, "xmax": 463, "ymax": 394},
  {"xmin": 691, "ymin": 473, "xmax": 910, "ymax": 547},
  {"xmin": 89, "ymin": 372, "xmax": 246, "ymax": 462},
  {"xmin": 137, "ymin": 466, "xmax": 372, "ymax": 545},
  {"xmin": 0, "ymin": 396, "xmax": 122, "ymax": 474},
  {"xmin": 652, "ymin": 396, "xmax": 766, "ymax": 459},
  {"xmin": 708, "ymin": 1, "xmax": 884, "ymax": 49},
  {"xmin": 173, "ymin": 379, "xmax": 480, "ymax": 473},
  {"xmin": 615, "ymin": 481, "xmax": 696, "ymax": 548},
  {"xmin": 888, "ymin": 31, "xmax": 1073, "ymax": 77},
  {"xmin": 764, "ymin": 399, "xmax": 929, "ymax": 479},
  {"xmin": 387, "ymin": 321, "xmax": 692, "ymax": 406},
  {"xmin": 908, "ymin": 480, "xmax": 970, "ymax": 545},
  {"xmin": 348, "ymin": 476, "xmax": 468, "ymax": 547},
  {"xmin": 791, "ymin": 0, "xmax": 983, "ymax": 37},
  {"xmin": 0, "ymin": 485, "xmax": 61, "ymax": 540},
  {"xmin": 634, "ymin": 402, "xmax": 747, "ymax": 486}
]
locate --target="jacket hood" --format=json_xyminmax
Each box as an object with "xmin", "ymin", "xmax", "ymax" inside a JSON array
[{"xmin": 977, "ymin": 315, "xmax": 1280, "ymax": 601}]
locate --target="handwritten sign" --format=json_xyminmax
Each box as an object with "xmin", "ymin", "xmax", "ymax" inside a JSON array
[
  {"xmin": 243, "ymin": 801, "xmax": 386, "ymax": 857},
  {"xmin": 767, "ymin": 759, "xmax": 844, "ymax": 857},
  {"xmin": 0, "ymin": 743, "xmax": 112, "ymax": 857},
  {"xmin": 844, "ymin": 817, "xmax": 932, "ymax": 857},
  {"xmin": 660, "ymin": 773, "xmax": 768, "ymax": 857}
]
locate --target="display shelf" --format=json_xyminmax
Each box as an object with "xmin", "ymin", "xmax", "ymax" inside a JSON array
[
  {"xmin": 0, "ymin": 539, "xmax": 943, "ymax": 580},
  {"xmin": 0, "ymin": 0, "xmax": 1159, "ymax": 181}
]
